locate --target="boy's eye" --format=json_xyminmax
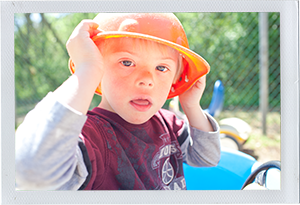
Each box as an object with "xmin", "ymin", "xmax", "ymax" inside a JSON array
[
  {"xmin": 121, "ymin": 60, "xmax": 135, "ymax": 67},
  {"xmin": 156, "ymin": 65, "xmax": 169, "ymax": 72}
]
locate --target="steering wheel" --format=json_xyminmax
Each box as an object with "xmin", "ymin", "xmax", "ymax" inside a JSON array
[{"xmin": 241, "ymin": 160, "xmax": 281, "ymax": 190}]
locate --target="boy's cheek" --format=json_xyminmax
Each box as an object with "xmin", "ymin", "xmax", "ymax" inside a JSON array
[
  {"xmin": 104, "ymin": 64, "xmax": 135, "ymax": 78},
  {"xmin": 117, "ymin": 68, "xmax": 136, "ymax": 77},
  {"xmin": 156, "ymin": 82, "xmax": 173, "ymax": 101}
]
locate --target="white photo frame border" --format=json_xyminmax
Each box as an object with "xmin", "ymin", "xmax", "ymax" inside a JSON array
[{"xmin": 1, "ymin": 0, "xmax": 299, "ymax": 203}]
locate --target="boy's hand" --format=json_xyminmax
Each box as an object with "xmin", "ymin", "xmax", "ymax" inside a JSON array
[
  {"xmin": 179, "ymin": 75, "xmax": 213, "ymax": 132},
  {"xmin": 179, "ymin": 75, "xmax": 206, "ymax": 109},
  {"xmin": 66, "ymin": 20, "xmax": 103, "ymax": 73}
]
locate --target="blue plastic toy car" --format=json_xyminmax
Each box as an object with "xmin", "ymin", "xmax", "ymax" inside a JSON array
[{"xmin": 183, "ymin": 148, "xmax": 280, "ymax": 190}]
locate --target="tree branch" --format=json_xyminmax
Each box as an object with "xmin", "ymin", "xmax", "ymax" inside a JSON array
[{"xmin": 40, "ymin": 13, "xmax": 69, "ymax": 58}]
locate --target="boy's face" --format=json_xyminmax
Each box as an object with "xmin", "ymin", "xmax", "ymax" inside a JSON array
[{"xmin": 99, "ymin": 38, "xmax": 179, "ymax": 124}]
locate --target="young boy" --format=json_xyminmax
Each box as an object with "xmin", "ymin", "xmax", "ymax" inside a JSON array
[{"xmin": 15, "ymin": 13, "xmax": 220, "ymax": 190}]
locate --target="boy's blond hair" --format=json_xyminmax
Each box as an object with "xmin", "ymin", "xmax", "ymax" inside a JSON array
[{"xmin": 98, "ymin": 37, "xmax": 184, "ymax": 84}]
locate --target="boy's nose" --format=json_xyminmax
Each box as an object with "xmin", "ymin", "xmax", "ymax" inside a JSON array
[{"xmin": 136, "ymin": 71, "xmax": 154, "ymax": 88}]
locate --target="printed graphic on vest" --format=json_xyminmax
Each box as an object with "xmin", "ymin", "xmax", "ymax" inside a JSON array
[{"xmin": 151, "ymin": 133, "xmax": 185, "ymax": 190}]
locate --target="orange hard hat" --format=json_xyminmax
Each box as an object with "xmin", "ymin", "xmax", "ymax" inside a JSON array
[{"xmin": 69, "ymin": 13, "xmax": 210, "ymax": 99}]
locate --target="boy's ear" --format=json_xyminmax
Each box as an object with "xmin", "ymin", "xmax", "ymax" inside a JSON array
[{"xmin": 172, "ymin": 54, "xmax": 183, "ymax": 84}]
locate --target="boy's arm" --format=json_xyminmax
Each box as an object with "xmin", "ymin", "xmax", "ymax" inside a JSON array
[
  {"xmin": 179, "ymin": 76, "xmax": 221, "ymax": 167},
  {"xmin": 15, "ymin": 92, "xmax": 89, "ymax": 190},
  {"xmin": 179, "ymin": 114, "xmax": 220, "ymax": 167},
  {"xmin": 179, "ymin": 76, "xmax": 213, "ymax": 132},
  {"xmin": 16, "ymin": 20, "xmax": 103, "ymax": 190},
  {"xmin": 53, "ymin": 20, "xmax": 103, "ymax": 114}
]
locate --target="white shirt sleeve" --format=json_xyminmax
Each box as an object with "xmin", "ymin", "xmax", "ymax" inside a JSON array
[
  {"xmin": 180, "ymin": 112, "xmax": 221, "ymax": 167},
  {"xmin": 15, "ymin": 92, "xmax": 89, "ymax": 190}
]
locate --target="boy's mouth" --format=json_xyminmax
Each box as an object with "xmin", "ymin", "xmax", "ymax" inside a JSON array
[{"xmin": 130, "ymin": 99, "xmax": 152, "ymax": 112}]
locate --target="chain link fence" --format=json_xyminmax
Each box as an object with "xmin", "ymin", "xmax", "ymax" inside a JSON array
[
  {"xmin": 177, "ymin": 12, "xmax": 280, "ymax": 113},
  {"xmin": 15, "ymin": 13, "xmax": 280, "ymax": 142}
]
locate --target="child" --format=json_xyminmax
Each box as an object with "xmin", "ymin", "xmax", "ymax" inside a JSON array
[{"xmin": 15, "ymin": 13, "xmax": 220, "ymax": 190}]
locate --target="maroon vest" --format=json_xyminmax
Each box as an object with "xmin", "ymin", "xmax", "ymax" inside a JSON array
[{"xmin": 81, "ymin": 108, "xmax": 186, "ymax": 190}]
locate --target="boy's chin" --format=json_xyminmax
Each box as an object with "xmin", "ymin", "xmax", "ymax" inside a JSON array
[
  {"xmin": 121, "ymin": 113, "xmax": 153, "ymax": 125},
  {"xmin": 125, "ymin": 117, "xmax": 151, "ymax": 125}
]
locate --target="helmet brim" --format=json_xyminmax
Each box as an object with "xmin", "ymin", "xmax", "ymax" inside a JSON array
[{"xmin": 69, "ymin": 31, "xmax": 210, "ymax": 99}]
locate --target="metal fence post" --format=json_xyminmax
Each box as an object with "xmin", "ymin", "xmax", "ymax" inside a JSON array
[{"xmin": 259, "ymin": 12, "xmax": 269, "ymax": 135}]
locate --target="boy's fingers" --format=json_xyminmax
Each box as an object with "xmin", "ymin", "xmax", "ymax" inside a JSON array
[
  {"xmin": 192, "ymin": 75, "xmax": 206, "ymax": 90},
  {"xmin": 79, "ymin": 20, "xmax": 99, "ymax": 29},
  {"xmin": 71, "ymin": 20, "xmax": 100, "ymax": 38},
  {"xmin": 90, "ymin": 27, "xmax": 104, "ymax": 38},
  {"xmin": 80, "ymin": 20, "xmax": 105, "ymax": 38},
  {"xmin": 66, "ymin": 20, "xmax": 104, "ymax": 65},
  {"xmin": 196, "ymin": 75, "xmax": 206, "ymax": 84}
]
